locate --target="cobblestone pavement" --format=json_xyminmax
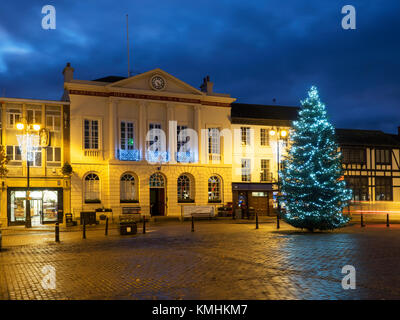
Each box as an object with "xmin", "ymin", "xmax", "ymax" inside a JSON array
[{"xmin": 1, "ymin": 219, "xmax": 400, "ymax": 300}]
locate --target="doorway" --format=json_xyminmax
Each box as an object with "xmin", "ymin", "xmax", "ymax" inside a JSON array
[
  {"xmin": 149, "ymin": 172, "xmax": 166, "ymax": 216},
  {"xmin": 150, "ymin": 188, "xmax": 165, "ymax": 216}
]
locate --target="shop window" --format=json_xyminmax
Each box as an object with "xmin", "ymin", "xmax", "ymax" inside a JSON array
[
  {"xmin": 375, "ymin": 177, "xmax": 392, "ymax": 201},
  {"xmin": 345, "ymin": 176, "xmax": 369, "ymax": 201},
  {"xmin": 177, "ymin": 174, "xmax": 193, "ymax": 202},
  {"xmin": 208, "ymin": 176, "xmax": 222, "ymax": 203}
]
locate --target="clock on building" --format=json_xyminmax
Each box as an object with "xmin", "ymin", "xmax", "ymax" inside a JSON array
[{"xmin": 150, "ymin": 74, "xmax": 166, "ymax": 91}]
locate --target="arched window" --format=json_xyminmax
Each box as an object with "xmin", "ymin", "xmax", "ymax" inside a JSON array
[
  {"xmin": 149, "ymin": 173, "xmax": 165, "ymax": 188},
  {"xmin": 208, "ymin": 175, "xmax": 222, "ymax": 203},
  {"xmin": 177, "ymin": 174, "xmax": 193, "ymax": 202},
  {"xmin": 120, "ymin": 173, "xmax": 137, "ymax": 202},
  {"xmin": 85, "ymin": 173, "xmax": 100, "ymax": 203}
]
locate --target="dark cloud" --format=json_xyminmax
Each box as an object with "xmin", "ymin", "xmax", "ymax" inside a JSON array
[{"xmin": 0, "ymin": 0, "xmax": 399, "ymax": 133}]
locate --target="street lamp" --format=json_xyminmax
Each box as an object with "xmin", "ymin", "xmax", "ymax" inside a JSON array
[
  {"xmin": 16, "ymin": 121, "xmax": 41, "ymax": 228},
  {"xmin": 269, "ymin": 128, "xmax": 288, "ymax": 228}
]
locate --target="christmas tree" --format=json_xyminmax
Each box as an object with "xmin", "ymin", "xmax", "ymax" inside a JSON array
[{"xmin": 279, "ymin": 86, "xmax": 352, "ymax": 231}]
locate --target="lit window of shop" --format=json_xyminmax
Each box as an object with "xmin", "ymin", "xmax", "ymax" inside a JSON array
[{"xmin": 208, "ymin": 175, "xmax": 222, "ymax": 203}]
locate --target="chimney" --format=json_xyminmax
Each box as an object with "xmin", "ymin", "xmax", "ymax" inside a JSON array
[
  {"xmin": 200, "ymin": 75, "xmax": 213, "ymax": 94},
  {"xmin": 62, "ymin": 62, "xmax": 74, "ymax": 83}
]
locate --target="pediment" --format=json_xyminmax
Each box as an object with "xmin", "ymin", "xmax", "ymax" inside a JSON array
[{"xmin": 107, "ymin": 68, "xmax": 204, "ymax": 96}]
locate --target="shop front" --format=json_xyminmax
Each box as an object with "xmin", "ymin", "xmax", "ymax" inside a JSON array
[
  {"xmin": 7, "ymin": 187, "xmax": 63, "ymax": 226},
  {"xmin": 232, "ymin": 183, "xmax": 275, "ymax": 217}
]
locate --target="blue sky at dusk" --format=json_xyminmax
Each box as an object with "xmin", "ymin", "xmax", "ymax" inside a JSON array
[{"xmin": 0, "ymin": 0, "xmax": 399, "ymax": 133}]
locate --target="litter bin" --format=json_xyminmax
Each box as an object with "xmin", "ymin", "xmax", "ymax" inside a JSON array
[
  {"xmin": 248, "ymin": 208, "xmax": 255, "ymax": 220},
  {"xmin": 234, "ymin": 209, "xmax": 242, "ymax": 219},
  {"xmin": 119, "ymin": 216, "xmax": 137, "ymax": 235}
]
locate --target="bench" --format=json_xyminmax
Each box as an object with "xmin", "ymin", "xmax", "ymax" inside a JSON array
[{"xmin": 181, "ymin": 205, "xmax": 216, "ymax": 220}]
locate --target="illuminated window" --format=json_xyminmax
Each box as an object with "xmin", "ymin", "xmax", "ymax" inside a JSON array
[
  {"xmin": 149, "ymin": 173, "xmax": 165, "ymax": 188},
  {"xmin": 208, "ymin": 176, "xmax": 222, "ymax": 202},
  {"xmin": 46, "ymin": 147, "xmax": 61, "ymax": 167},
  {"xmin": 260, "ymin": 128, "xmax": 269, "ymax": 146},
  {"xmin": 148, "ymin": 123, "xmax": 162, "ymax": 151},
  {"xmin": 84, "ymin": 119, "xmax": 99, "ymax": 149},
  {"xmin": 46, "ymin": 106, "xmax": 61, "ymax": 131},
  {"xmin": 345, "ymin": 176, "xmax": 369, "ymax": 201},
  {"xmin": 260, "ymin": 159, "xmax": 271, "ymax": 182},
  {"xmin": 375, "ymin": 177, "xmax": 392, "ymax": 201},
  {"xmin": 7, "ymin": 107, "xmax": 21, "ymax": 129},
  {"xmin": 120, "ymin": 173, "xmax": 137, "ymax": 202},
  {"xmin": 6, "ymin": 145, "xmax": 22, "ymax": 164},
  {"xmin": 85, "ymin": 173, "xmax": 100, "ymax": 203},
  {"xmin": 241, "ymin": 159, "xmax": 251, "ymax": 182},
  {"xmin": 241, "ymin": 127, "xmax": 250, "ymax": 146},
  {"xmin": 28, "ymin": 147, "xmax": 42, "ymax": 167},
  {"xmin": 120, "ymin": 121, "xmax": 135, "ymax": 150},
  {"xmin": 208, "ymin": 128, "xmax": 220, "ymax": 161},
  {"xmin": 177, "ymin": 174, "xmax": 192, "ymax": 202},
  {"xmin": 27, "ymin": 107, "xmax": 42, "ymax": 126}
]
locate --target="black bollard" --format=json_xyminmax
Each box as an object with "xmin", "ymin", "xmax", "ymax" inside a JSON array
[
  {"xmin": 361, "ymin": 213, "xmax": 365, "ymax": 227},
  {"xmin": 105, "ymin": 217, "xmax": 109, "ymax": 236},
  {"xmin": 276, "ymin": 214, "xmax": 280, "ymax": 229},
  {"xmin": 191, "ymin": 216, "xmax": 194, "ymax": 232},
  {"xmin": 83, "ymin": 220, "xmax": 86, "ymax": 239},
  {"xmin": 143, "ymin": 215, "xmax": 146, "ymax": 234},
  {"xmin": 55, "ymin": 222, "xmax": 60, "ymax": 242},
  {"xmin": 387, "ymin": 214, "xmax": 390, "ymax": 228},
  {"xmin": 255, "ymin": 211, "xmax": 259, "ymax": 229}
]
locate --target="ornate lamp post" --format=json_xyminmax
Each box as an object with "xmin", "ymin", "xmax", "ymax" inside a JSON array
[
  {"xmin": 269, "ymin": 128, "xmax": 288, "ymax": 228},
  {"xmin": 16, "ymin": 121, "xmax": 41, "ymax": 228}
]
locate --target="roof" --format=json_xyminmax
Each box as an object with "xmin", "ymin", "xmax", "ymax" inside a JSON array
[
  {"xmin": 231, "ymin": 103, "xmax": 299, "ymax": 126},
  {"xmin": 335, "ymin": 129, "xmax": 400, "ymax": 147},
  {"xmin": 92, "ymin": 76, "xmax": 127, "ymax": 83}
]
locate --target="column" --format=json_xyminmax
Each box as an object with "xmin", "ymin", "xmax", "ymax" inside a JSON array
[
  {"xmin": 194, "ymin": 105, "xmax": 203, "ymax": 164},
  {"xmin": 139, "ymin": 101, "xmax": 146, "ymax": 161},
  {"xmin": 167, "ymin": 103, "xmax": 176, "ymax": 163},
  {"xmin": 108, "ymin": 99, "xmax": 117, "ymax": 160}
]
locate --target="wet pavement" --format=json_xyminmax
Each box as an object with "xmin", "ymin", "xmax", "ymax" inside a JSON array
[{"xmin": 1, "ymin": 219, "xmax": 400, "ymax": 300}]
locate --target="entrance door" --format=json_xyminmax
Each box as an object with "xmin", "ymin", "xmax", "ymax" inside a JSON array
[{"xmin": 150, "ymin": 188, "xmax": 165, "ymax": 216}]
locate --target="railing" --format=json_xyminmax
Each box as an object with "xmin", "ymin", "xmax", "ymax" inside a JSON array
[
  {"xmin": 176, "ymin": 151, "xmax": 197, "ymax": 163},
  {"xmin": 84, "ymin": 149, "xmax": 101, "ymax": 157},
  {"xmin": 208, "ymin": 153, "xmax": 221, "ymax": 162},
  {"xmin": 118, "ymin": 149, "xmax": 141, "ymax": 161}
]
